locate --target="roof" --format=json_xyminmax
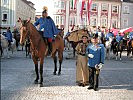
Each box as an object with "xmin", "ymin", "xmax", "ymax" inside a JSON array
[
  {"xmin": 94, "ymin": 0, "xmax": 121, "ymax": 2},
  {"xmin": 123, "ymin": 0, "xmax": 133, "ymax": 3},
  {"xmin": 22, "ymin": 0, "xmax": 36, "ymax": 10}
]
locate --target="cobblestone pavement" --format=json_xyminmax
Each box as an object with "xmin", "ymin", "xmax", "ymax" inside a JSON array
[{"xmin": 1, "ymin": 50, "xmax": 133, "ymax": 100}]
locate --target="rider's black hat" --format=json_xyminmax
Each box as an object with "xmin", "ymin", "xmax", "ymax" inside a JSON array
[
  {"xmin": 91, "ymin": 33, "xmax": 98, "ymax": 39},
  {"xmin": 82, "ymin": 35, "xmax": 88, "ymax": 39},
  {"xmin": 42, "ymin": 10, "xmax": 47, "ymax": 13}
]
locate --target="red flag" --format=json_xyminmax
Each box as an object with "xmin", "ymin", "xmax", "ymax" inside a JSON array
[
  {"xmin": 71, "ymin": 17, "xmax": 75, "ymax": 31},
  {"xmin": 81, "ymin": 0, "xmax": 85, "ymax": 19},
  {"xmin": 74, "ymin": 0, "xmax": 77, "ymax": 9},
  {"xmin": 87, "ymin": 0, "xmax": 92, "ymax": 24}
]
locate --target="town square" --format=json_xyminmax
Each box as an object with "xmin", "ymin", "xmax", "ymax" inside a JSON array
[{"xmin": 1, "ymin": 0, "xmax": 133, "ymax": 100}]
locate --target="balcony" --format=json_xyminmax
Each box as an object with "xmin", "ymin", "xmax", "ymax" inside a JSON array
[
  {"xmin": 91, "ymin": 9, "xmax": 97, "ymax": 11},
  {"xmin": 2, "ymin": 19, "xmax": 7, "ymax": 22}
]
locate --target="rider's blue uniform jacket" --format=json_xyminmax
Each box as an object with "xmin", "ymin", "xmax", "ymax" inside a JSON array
[
  {"xmin": 5, "ymin": 31, "xmax": 12, "ymax": 41},
  {"xmin": 106, "ymin": 32, "xmax": 114, "ymax": 41},
  {"xmin": 34, "ymin": 16, "xmax": 60, "ymax": 39},
  {"xmin": 116, "ymin": 35, "xmax": 123, "ymax": 42},
  {"xmin": 128, "ymin": 32, "xmax": 133, "ymax": 40},
  {"xmin": 86, "ymin": 43, "xmax": 104, "ymax": 68}
]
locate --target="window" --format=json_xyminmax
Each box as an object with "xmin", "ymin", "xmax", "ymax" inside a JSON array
[
  {"xmin": 61, "ymin": 1, "xmax": 65, "ymax": 9},
  {"xmin": 124, "ymin": 6, "xmax": 129, "ymax": 14},
  {"xmin": 56, "ymin": 16, "xmax": 59, "ymax": 24},
  {"xmin": 54, "ymin": 1, "xmax": 60, "ymax": 8},
  {"xmin": 112, "ymin": 19, "xmax": 117, "ymax": 28},
  {"xmin": 91, "ymin": 18, "xmax": 97, "ymax": 26},
  {"xmin": 102, "ymin": 4, "xmax": 108, "ymax": 11},
  {"xmin": 61, "ymin": 16, "xmax": 64, "ymax": 25},
  {"xmin": 83, "ymin": 17, "xmax": 87, "ymax": 25},
  {"xmin": 112, "ymin": 5, "xmax": 118, "ymax": 13},
  {"xmin": 91, "ymin": 3, "xmax": 98, "ymax": 11},
  {"xmin": 123, "ymin": 19, "xmax": 128, "ymax": 26},
  {"xmin": 3, "ymin": 0, "xmax": 8, "ymax": 5},
  {"xmin": 2, "ymin": 14, "xmax": 7, "ymax": 20},
  {"xmin": 70, "ymin": 17, "xmax": 73, "ymax": 25},
  {"xmin": 101, "ymin": 18, "xmax": 107, "ymax": 27},
  {"xmin": 83, "ymin": 2, "xmax": 87, "ymax": 10}
]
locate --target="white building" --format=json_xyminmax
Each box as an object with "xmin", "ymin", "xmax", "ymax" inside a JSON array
[
  {"xmin": 121, "ymin": 0, "xmax": 133, "ymax": 29},
  {"xmin": 0, "ymin": 0, "xmax": 36, "ymax": 33},
  {"xmin": 52, "ymin": 0, "xmax": 122, "ymax": 34}
]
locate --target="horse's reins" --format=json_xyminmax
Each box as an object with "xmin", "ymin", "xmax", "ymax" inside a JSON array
[{"xmin": 25, "ymin": 24, "xmax": 42, "ymax": 55}]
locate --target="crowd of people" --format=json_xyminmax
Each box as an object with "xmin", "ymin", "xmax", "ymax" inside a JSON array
[{"xmin": 74, "ymin": 26, "xmax": 133, "ymax": 91}]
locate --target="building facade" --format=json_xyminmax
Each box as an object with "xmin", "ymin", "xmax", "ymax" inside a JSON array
[
  {"xmin": 0, "ymin": 0, "xmax": 35, "ymax": 33},
  {"xmin": 90, "ymin": 0, "xmax": 121, "ymax": 32},
  {"xmin": 52, "ymin": 0, "xmax": 66, "ymax": 29},
  {"xmin": 121, "ymin": 0, "xmax": 133, "ymax": 29},
  {"xmin": 52, "ymin": 0, "xmax": 122, "ymax": 34}
]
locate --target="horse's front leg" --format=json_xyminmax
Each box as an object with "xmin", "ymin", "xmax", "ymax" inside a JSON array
[
  {"xmin": 120, "ymin": 51, "xmax": 122, "ymax": 60},
  {"xmin": 73, "ymin": 49, "xmax": 76, "ymax": 58},
  {"xmin": 33, "ymin": 57, "xmax": 39, "ymax": 84},
  {"xmin": 132, "ymin": 48, "xmax": 133, "ymax": 57},
  {"xmin": 58, "ymin": 53, "xmax": 63, "ymax": 75},
  {"xmin": 116, "ymin": 51, "xmax": 118, "ymax": 60},
  {"xmin": 39, "ymin": 64, "xmax": 43, "ymax": 87},
  {"xmin": 53, "ymin": 56, "xmax": 57, "ymax": 75},
  {"xmin": 108, "ymin": 48, "xmax": 110, "ymax": 60},
  {"xmin": 34, "ymin": 64, "xmax": 39, "ymax": 84},
  {"xmin": 39, "ymin": 58, "xmax": 44, "ymax": 87},
  {"xmin": 25, "ymin": 45, "xmax": 28, "ymax": 57}
]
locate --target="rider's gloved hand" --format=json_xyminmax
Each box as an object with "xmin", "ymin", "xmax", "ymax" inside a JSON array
[
  {"xmin": 88, "ymin": 54, "xmax": 94, "ymax": 58},
  {"xmin": 98, "ymin": 63, "xmax": 104, "ymax": 69},
  {"xmin": 41, "ymin": 28, "xmax": 44, "ymax": 31},
  {"xmin": 54, "ymin": 35, "xmax": 57, "ymax": 37}
]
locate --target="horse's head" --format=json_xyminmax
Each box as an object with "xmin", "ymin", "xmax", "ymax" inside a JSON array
[{"xmin": 18, "ymin": 17, "xmax": 31, "ymax": 45}]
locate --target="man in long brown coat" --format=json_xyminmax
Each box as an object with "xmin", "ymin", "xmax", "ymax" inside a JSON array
[{"xmin": 75, "ymin": 35, "xmax": 89, "ymax": 87}]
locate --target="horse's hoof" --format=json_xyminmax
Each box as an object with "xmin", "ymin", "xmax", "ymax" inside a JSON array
[
  {"xmin": 58, "ymin": 72, "xmax": 61, "ymax": 75},
  {"xmin": 53, "ymin": 72, "xmax": 56, "ymax": 75},
  {"xmin": 40, "ymin": 84, "xmax": 43, "ymax": 87},
  {"xmin": 34, "ymin": 80, "xmax": 38, "ymax": 84},
  {"xmin": 120, "ymin": 58, "xmax": 122, "ymax": 61},
  {"xmin": 40, "ymin": 83, "xmax": 43, "ymax": 87}
]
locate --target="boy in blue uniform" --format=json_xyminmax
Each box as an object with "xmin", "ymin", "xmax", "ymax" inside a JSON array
[
  {"xmin": 86, "ymin": 34, "xmax": 104, "ymax": 91},
  {"xmin": 34, "ymin": 6, "xmax": 60, "ymax": 55}
]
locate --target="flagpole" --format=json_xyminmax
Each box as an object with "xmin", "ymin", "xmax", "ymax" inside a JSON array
[{"xmin": 64, "ymin": 0, "xmax": 70, "ymax": 37}]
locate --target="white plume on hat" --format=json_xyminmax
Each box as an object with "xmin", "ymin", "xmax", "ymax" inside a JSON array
[{"xmin": 43, "ymin": 6, "xmax": 48, "ymax": 11}]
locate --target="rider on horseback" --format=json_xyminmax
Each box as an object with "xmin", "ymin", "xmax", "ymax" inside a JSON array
[
  {"xmin": 34, "ymin": 6, "xmax": 60, "ymax": 55},
  {"xmin": 116, "ymin": 32, "xmax": 123, "ymax": 47},
  {"xmin": 128, "ymin": 30, "xmax": 133, "ymax": 46},
  {"xmin": 116, "ymin": 32, "xmax": 123, "ymax": 42},
  {"xmin": 105, "ymin": 29, "xmax": 114, "ymax": 41},
  {"xmin": 5, "ymin": 27, "xmax": 13, "ymax": 49}
]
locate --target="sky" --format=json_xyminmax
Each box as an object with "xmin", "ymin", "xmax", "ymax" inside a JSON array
[{"xmin": 29, "ymin": 0, "xmax": 54, "ymax": 16}]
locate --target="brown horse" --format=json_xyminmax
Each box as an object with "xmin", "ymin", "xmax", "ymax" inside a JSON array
[
  {"xmin": 18, "ymin": 18, "xmax": 64, "ymax": 87},
  {"xmin": 127, "ymin": 39, "xmax": 133, "ymax": 57}
]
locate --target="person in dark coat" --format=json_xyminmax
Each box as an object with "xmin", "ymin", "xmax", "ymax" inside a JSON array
[{"xmin": 86, "ymin": 34, "xmax": 104, "ymax": 91}]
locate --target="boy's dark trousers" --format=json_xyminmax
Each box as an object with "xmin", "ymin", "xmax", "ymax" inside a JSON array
[{"xmin": 89, "ymin": 67, "xmax": 99, "ymax": 89}]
